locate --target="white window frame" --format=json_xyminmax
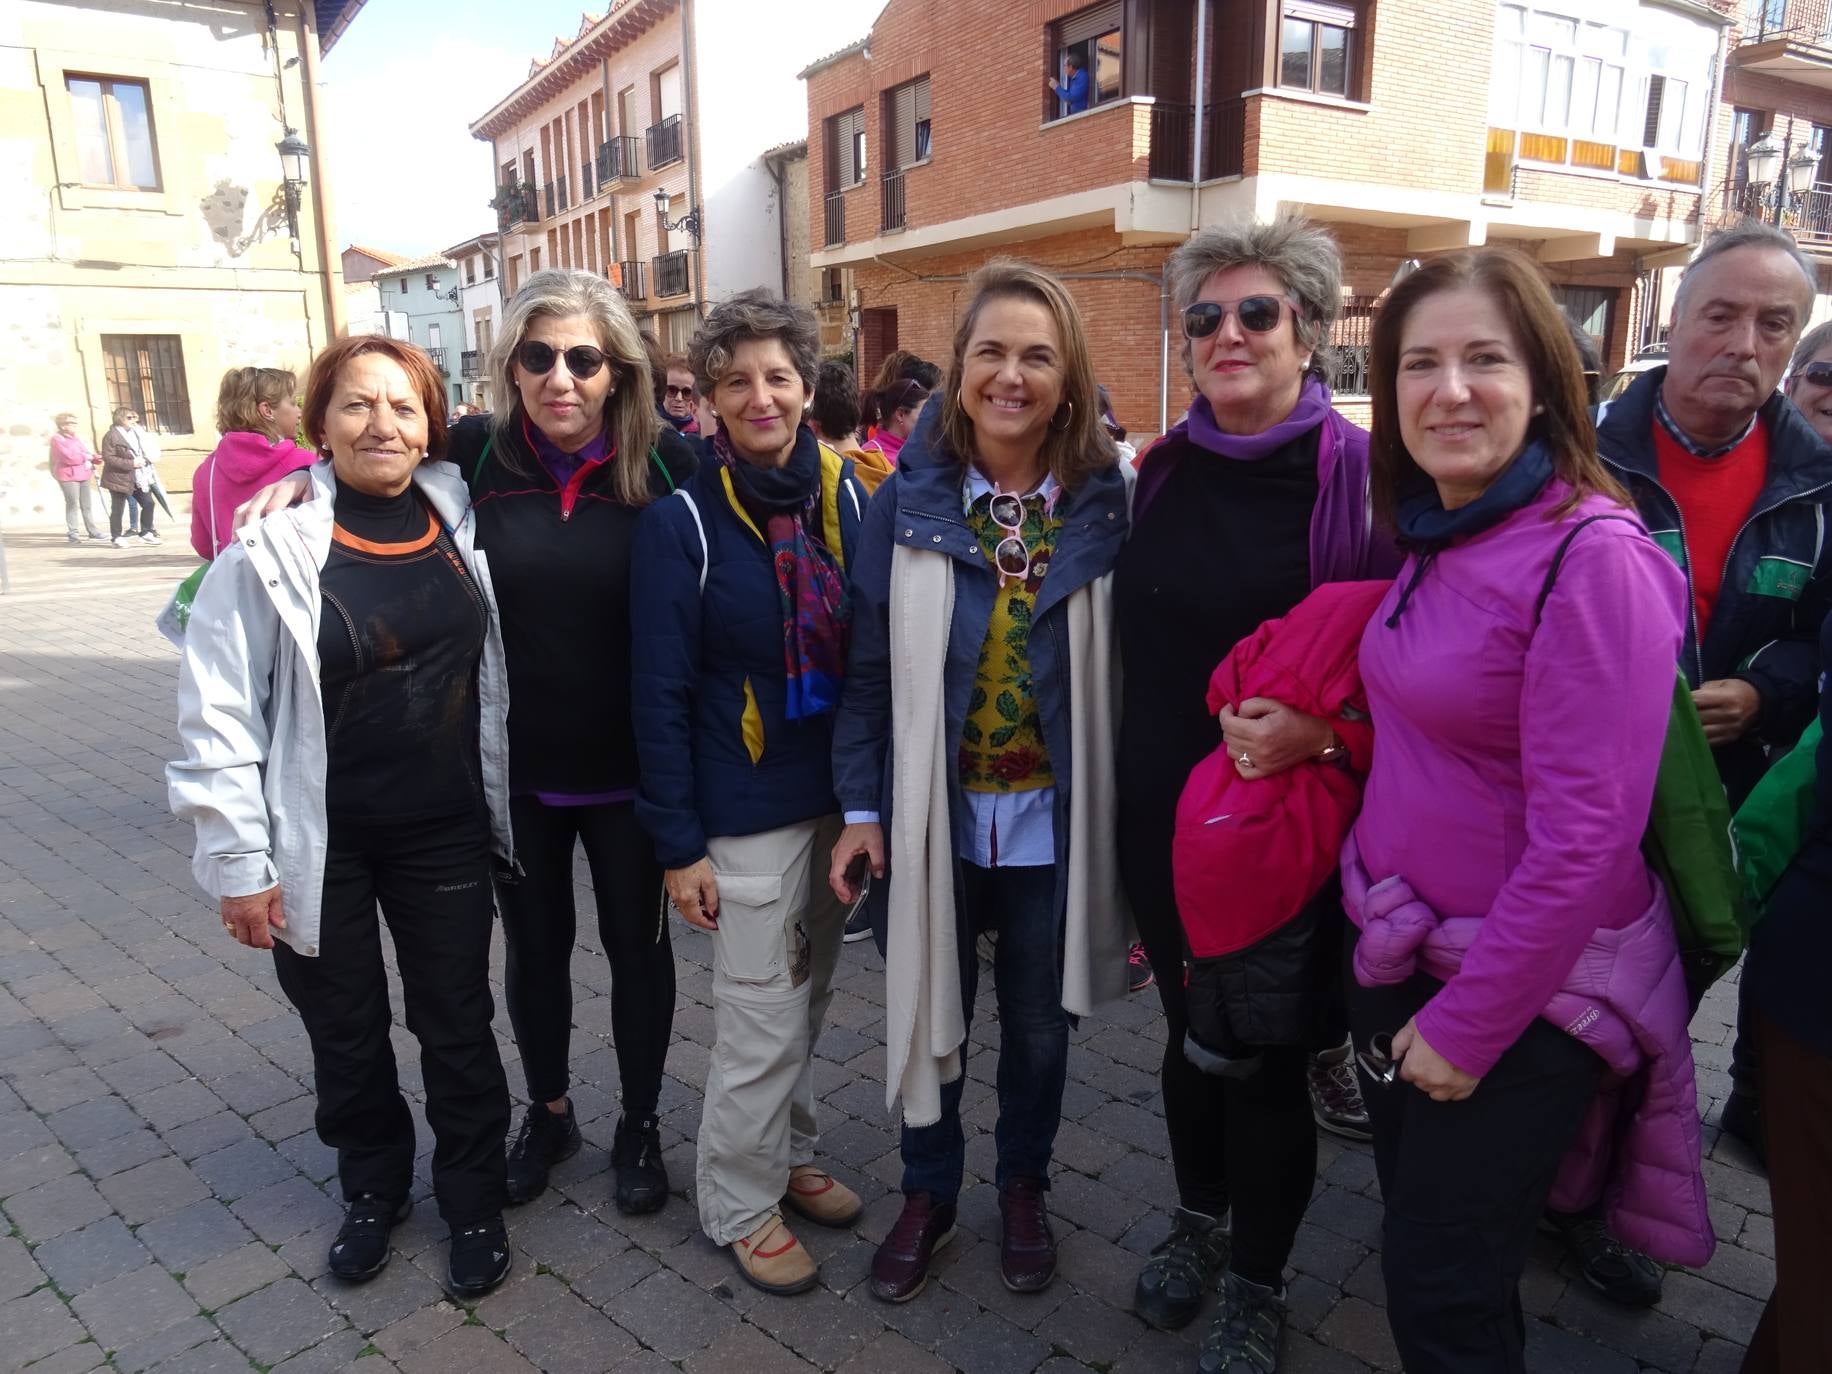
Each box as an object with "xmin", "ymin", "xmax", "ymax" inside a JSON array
[{"xmin": 1489, "ymin": 4, "xmax": 1631, "ymax": 153}]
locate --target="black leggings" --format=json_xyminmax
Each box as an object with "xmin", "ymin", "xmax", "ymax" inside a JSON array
[
  {"xmin": 496, "ymin": 796, "xmax": 672, "ymax": 1116},
  {"xmin": 1118, "ymin": 799, "xmax": 1318, "ymax": 1286},
  {"xmin": 272, "ymin": 810, "xmax": 508, "ymax": 1226}
]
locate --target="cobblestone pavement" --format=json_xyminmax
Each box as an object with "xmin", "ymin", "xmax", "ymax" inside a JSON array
[{"xmin": 0, "ymin": 526, "xmax": 1774, "ymax": 1373}]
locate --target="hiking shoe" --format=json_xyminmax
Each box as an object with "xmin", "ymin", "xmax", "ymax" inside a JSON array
[
  {"xmin": 327, "ymin": 1193, "xmax": 410, "ymax": 1282},
  {"xmin": 870, "ymin": 1191, "xmax": 957, "ymax": 1302},
  {"xmin": 447, "ymin": 1214, "xmax": 511, "ymax": 1295},
  {"xmin": 843, "ymin": 903, "xmax": 874, "ymax": 943},
  {"xmin": 1134, "ymin": 1207, "xmax": 1231, "ymax": 1331},
  {"xmin": 1547, "ymin": 1211, "xmax": 1663, "ymax": 1307},
  {"xmin": 1197, "ymin": 1271, "xmax": 1288, "ymax": 1374},
  {"xmin": 504, "ymin": 1101, "xmax": 581, "ymax": 1205},
  {"xmin": 1720, "ymin": 1089, "xmax": 1766, "ymax": 1169},
  {"xmin": 784, "ymin": 1164, "xmax": 862, "ymax": 1227},
  {"xmin": 611, "ymin": 1113, "xmax": 668, "ymax": 1215},
  {"xmin": 1307, "ymin": 1042, "xmax": 1372, "ymax": 1141},
  {"xmin": 731, "ymin": 1211, "xmax": 817, "ymax": 1294},
  {"xmin": 998, "ymin": 1176, "xmax": 1057, "ymax": 1292},
  {"xmin": 1128, "ymin": 942, "xmax": 1155, "ymax": 992}
]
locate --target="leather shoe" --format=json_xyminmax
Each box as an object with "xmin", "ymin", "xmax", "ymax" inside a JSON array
[
  {"xmin": 869, "ymin": 1191, "xmax": 956, "ymax": 1302},
  {"xmin": 783, "ymin": 1165, "xmax": 862, "ymax": 1227},
  {"xmin": 730, "ymin": 1211, "xmax": 818, "ymax": 1294},
  {"xmin": 999, "ymin": 1176, "xmax": 1057, "ymax": 1292},
  {"xmin": 327, "ymin": 1193, "xmax": 410, "ymax": 1282}
]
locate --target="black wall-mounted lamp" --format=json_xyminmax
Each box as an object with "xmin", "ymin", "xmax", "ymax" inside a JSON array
[
  {"xmin": 277, "ymin": 129, "xmax": 310, "ymax": 238},
  {"xmin": 653, "ymin": 186, "xmax": 701, "ymax": 244}
]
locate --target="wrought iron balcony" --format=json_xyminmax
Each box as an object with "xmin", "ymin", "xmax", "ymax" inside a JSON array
[
  {"xmin": 426, "ymin": 347, "xmax": 448, "ymax": 374},
  {"xmin": 618, "ymin": 259, "xmax": 646, "ymax": 300},
  {"xmin": 653, "ymin": 249, "xmax": 690, "ymax": 298},
  {"xmin": 460, "ymin": 350, "xmax": 483, "ymax": 379},
  {"xmin": 881, "ymin": 168, "xmax": 905, "ymax": 232},
  {"xmin": 597, "ymin": 135, "xmax": 639, "ymax": 184},
  {"xmin": 646, "ymin": 114, "xmax": 684, "ymax": 170},
  {"xmin": 1146, "ymin": 102, "xmax": 1243, "ymax": 181},
  {"xmin": 824, "ymin": 190, "xmax": 845, "ymax": 246},
  {"xmin": 544, "ymin": 180, "xmax": 557, "ymax": 218}
]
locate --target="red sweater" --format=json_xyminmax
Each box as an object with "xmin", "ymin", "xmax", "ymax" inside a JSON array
[{"xmin": 1653, "ymin": 420, "xmax": 1767, "ymax": 639}]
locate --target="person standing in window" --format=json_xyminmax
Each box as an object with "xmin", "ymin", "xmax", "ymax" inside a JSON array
[{"xmin": 1048, "ymin": 49, "xmax": 1090, "ymax": 116}]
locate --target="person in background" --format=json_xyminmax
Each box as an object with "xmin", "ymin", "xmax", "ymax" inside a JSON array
[
  {"xmin": 830, "ymin": 259, "xmax": 1132, "ymax": 1305},
  {"xmin": 191, "ymin": 367, "xmax": 312, "ymax": 559},
  {"xmin": 1117, "ymin": 215, "xmax": 1396, "ymax": 1372},
  {"xmin": 860, "ymin": 378, "xmax": 928, "ymax": 467},
  {"xmin": 1048, "ymin": 48, "xmax": 1090, "ymax": 116},
  {"xmin": 169, "ymin": 335, "xmax": 515, "ymax": 1297},
  {"xmin": 1350, "ymin": 247, "xmax": 1702, "ymax": 1373},
  {"xmin": 1097, "ymin": 384, "xmax": 1137, "ymax": 464},
  {"xmin": 48, "ymin": 413, "xmax": 105, "ymax": 544},
  {"xmin": 810, "ymin": 359, "xmax": 892, "ymax": 511},
  {"xmin": 1569, "ymin": 326, "xmax": 1604, "ymax": 407},
  {"xmin": 1782, "ymin": 320, "xmax": 1832, "ymax": 448},
  {"xmin": 100, "ymin": 407, "xmax": 158, "ymax": 546},
  {"xmin": 1595, "ymin": 222, "xmax": 1832, "ymax": 1174},
  {"xmin": 693, "ymin": 377, "xmax": 718, "ymax": 441},
  {"xmin": 661, "ymin": 352, "xmax": 701, "ymax": 435},
  {"xmin": 1742, "ymin": 612, "xmax": 1832, "ymax": 1372},
  {"xmin": 631, "ymin": 290, "xmax": 866, "ymax": 1296}
]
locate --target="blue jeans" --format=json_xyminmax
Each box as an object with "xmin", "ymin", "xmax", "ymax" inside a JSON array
[{"xmin": 900, "ymin": 862, "xmax": 1067, "ymax": 1204}]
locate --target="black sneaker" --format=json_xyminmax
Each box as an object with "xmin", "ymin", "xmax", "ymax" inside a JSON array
[
  {"xmin": 448, "ymin": 1214, "xmax": 512, "ymax": 1296},
  {"xmin": 1133, "ymin": 1207, "xmax": 1231, "ymax": 1331},
  {"xmin": 327, "ymin": 1193, "xmax": 410, "ymax": 1282},
  {"xmin": 843, "ymin": 904, "xmax": 874, "ymax": 943},
  {"xmin": 1546, "ymin": 1210, "xmax": 1663, "ymax": 1307},
  {"xmin": 1197, "ymin": 1271, "xmax": 1287, "ymax": 1374},
  {"xmin": 504, "ymin": 1101, "xmax": 581, "ymax": 1205},
  {"xmin": 1720, "ymin": 1088, "xmax": 1766, "ymax": 1169},
  {"xmin": 611, "ymin": 1113, "xmax": 668, "ymax": 1214}
]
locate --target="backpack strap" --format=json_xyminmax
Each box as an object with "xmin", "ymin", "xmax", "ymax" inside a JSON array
[
  {"xmin": 675, "ymin": 488, "xmax": 708, "ymax": 593},
  {"xmin": 648, "ymin": 446, "xmax": 676, "ymax": 493},
  {"xmin": 1533, "ymin": 514, "xmax": 1639, "ymax": 626},
  {"xmin": 470, "ymin": 435, "xmax": 495, "ymax": 487}
]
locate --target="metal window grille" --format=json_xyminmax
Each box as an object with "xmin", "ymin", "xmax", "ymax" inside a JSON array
[
  {"xmin": 101, "ymin": 334, "xmax": 192, "ymax": 432},
  {"xmin": 1323, "ymin": 297, "xmax": 1379, "ymax": 398}
]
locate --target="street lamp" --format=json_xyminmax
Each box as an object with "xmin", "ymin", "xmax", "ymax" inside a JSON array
[
  {"xmin": 1746, "ymin": 132, "xmax": 1782, "ymax": 191},
  {"xmin": 276, "ymin": 129, "xmax": 310, "ymax": 238},
  {"xmin": 652, "ymin": 186, "xmax": 701, "ymax": 244},
  {"xmin": 1787, "ymin": 144, "xmax": 1820, "ymax": 197}
]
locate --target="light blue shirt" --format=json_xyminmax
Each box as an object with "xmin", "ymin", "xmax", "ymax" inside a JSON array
[{"xmin": 845, "ymin": 467, "xmax": 1059, "ymax": 869}]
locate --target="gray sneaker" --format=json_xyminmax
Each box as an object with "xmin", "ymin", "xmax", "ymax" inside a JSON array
[{"xmin": 1308, "ymin": 1042, "xmax": 1372, "ymax": 1141}]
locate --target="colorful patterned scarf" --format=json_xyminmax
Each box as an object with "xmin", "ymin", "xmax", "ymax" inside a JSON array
[{"xmin": 716, "ymin": 425, "xmax": 850, "ymax": 718}]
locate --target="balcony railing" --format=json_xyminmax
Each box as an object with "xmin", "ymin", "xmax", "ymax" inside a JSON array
[
  {"xmin": 460, "ymin": 349, "xmax": 483, "ymax": 380},
  {"xmin": 1716, "ymin": 176, "xmax": 1832, "ymax": 247},
  {"xmin": 824, "ymin": 190, "xmax": 846, "ymax": 246},
  {"xmin": 544, "ymin": 180, "xmax": 557, "ymax": 218},
  {"xmin": 557, "ymin": 175, "xmax": 570, "ymax": 211},
  {"xmin": 653, "ymin": 250, "xmax": 690, "ymax": 298},
  {"xmin": 582, "ymin": 161, "xmax": 595, "ymax": 200},
  {"xmin": 881, "ymin": 167, "xmax": 906, "ymax": 232},
  {"xmin": 496, "ymin": 182, "xmax": 536, "ymax": 229},
  {"xmin": 1147, "ymin": 101, "xmax": 1244, "ymax": 181},
  {"xmin": 647, "ymin": 114, "xmax": 684, "ymax": 169},
  {"xmin": 426, "ymin": 347, "xmax": 448, "ymax": 374},
  {"xmin": 619, "ymin": 259, "xmax": 646, "ymax": 300},
  {"xmin": 598, "ymin": 135, "xmax": 639, "ymax": 184}
]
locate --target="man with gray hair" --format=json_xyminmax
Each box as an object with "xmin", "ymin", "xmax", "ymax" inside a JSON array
[{"xmin": 1595, "ymin": 220, "xmax": 1832, "ymax": 1175}]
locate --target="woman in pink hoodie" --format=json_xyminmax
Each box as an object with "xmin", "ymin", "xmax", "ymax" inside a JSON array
[
  {"xmin": 859, "ymin": 378, "xmax": 928, "ymax": 467},
  {"xmin": 190, "ymin": 367, "xmax": 312, "ymax": 559},
  {"xmin": 48, "ymin": 413, "xmax": 105, "ymax": 543}
]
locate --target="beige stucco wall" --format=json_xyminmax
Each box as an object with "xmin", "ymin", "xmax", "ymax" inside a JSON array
[{"xmin": 0, "ymin": 0, "xmax": 340, "ymax": 526}]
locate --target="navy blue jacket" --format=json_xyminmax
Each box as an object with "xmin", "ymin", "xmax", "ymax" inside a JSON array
[
  {"xmin": 630, "ymin": 427, "xmax": 865, "ymax": 868},
  {"xmin": 1597, "ymin": 367, "xmax": 1832, "ymax": 804},
  {"xmin": 830, "ymin": 398, "xmax": 1130, "ymax": 941}
]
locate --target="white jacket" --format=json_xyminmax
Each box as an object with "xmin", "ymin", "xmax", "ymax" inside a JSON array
[{"xmin": 168, "ymin": 460, "xmax": 513, "ymax": 956}]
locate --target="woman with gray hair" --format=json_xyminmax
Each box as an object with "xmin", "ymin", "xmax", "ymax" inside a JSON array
[
  {"xmin": 630, "ymin": 288, "xmax": 868, "ymax": 1295},
  {"xmin": 1116, "ymin": 214, "xmax": 1399, "ymax": 1373},
  {"xmin": 241, "ymin": 268, "xmax": 698, "ymax": 1217},
  {"xmin": 1784, "ymin": 318, "xmax": 1832, "ymax": 446}
]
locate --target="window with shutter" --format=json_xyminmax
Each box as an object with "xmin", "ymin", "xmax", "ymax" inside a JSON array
[
  {"xmin": 887, "ymin": 77, "xmax": 931, "ymax": 171},
  {"xmin": 1049, "ymin": 2, "xmax": 1124, "ymax": 118},
  {"xmin": 829, "ymin": 107, "xmax": 866, "ymax": 188}
]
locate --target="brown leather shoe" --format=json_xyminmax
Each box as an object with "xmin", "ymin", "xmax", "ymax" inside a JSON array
[
  {"xmin": 730, "ymin": 1212, "xmax": 818, "ymax": 1295},
  {"xmin": 999, "ymin": 1176, "xmax": 1057, "ymax": 1292},
  {"xmin": 869, "ymin": 1191, "xmax": 956, "ymax": 1303},
  {"xmin": 783, "ymin": 1165, "xmax": 863, "ymax": 1228}
]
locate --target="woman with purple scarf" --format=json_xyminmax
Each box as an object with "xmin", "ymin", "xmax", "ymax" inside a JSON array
[
  {"xmin": 630, "ymin": 289, "xmax": 868, "ymax": 1296},
  {"xmin": 1116, "ymin": 215, "xmax": 1400, "ymax": 1374}
]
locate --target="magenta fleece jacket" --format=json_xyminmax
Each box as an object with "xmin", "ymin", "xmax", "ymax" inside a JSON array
[
  {"xmin": 190, "ymin": 431, "xmax": 313, "ymax": 559},
  {"xmin": 1350, "ymin": 479, "xmax": 1686, "ymax": 1078}
]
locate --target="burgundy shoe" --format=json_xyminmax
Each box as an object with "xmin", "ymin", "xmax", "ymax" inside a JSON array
[
  {"xmin": 869, "ymin": 1191, "xmax": 956, "ymax": 1303},
  {"xmin": 999, "ymin": 1176, "xmax": 1057, "ymax": 1293}
]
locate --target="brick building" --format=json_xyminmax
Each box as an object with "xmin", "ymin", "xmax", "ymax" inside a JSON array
[
  {"xmin": 468, "ymin": 0, "xmax": 864, "ymax": 356},
  {"xmin": 804, "ymin": 0, "xmax": 1737, "ymax": 442}
]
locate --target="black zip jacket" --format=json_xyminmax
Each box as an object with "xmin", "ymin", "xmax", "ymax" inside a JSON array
[{"xmin": 1597, "ymin": 368, "xmax": 1832, "ymax": 804}]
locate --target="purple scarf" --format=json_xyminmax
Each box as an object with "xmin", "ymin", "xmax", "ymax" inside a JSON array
[{"xmin": 1136, "ymin": 376, "xmax": 1399, "ymax": 585}]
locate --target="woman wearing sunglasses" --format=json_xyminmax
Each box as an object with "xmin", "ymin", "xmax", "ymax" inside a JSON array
[
  {"xmin": 1114, "ymin": 215, "xmax": 1399, "ymax": 1373},
  {"xmin": 1347, "ymin": 249, "xmax": 1704, "ymax": 1372},
  {"xmin": 828, "ymin": 259, "xmax": 1132, "ymax": 1305},
  {"xmin": 629, "ymin": 289, "xmax": 868, "ymax": 1296},
  {"xmin": 1783, "ymin": 321, "xmax": 1832, "ymax": 446},
  {"xmin": 229, "ymin": 269, "xmax": 697, "ymax": 1215}
]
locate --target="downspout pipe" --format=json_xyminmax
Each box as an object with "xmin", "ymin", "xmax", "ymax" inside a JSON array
[
  {"xmin": 1191, "ymin": 0, "xmax": 1207, "ymax": 230},
  {"xmin": 296, "ymin": 3, "xmax": 344, "ymax": 339},
  {"xmin": 765, "ymin": 151, "xmax": 791, "ymax": 298},
  {"xmin": 679, "ymin": 0, "xmax": 705, "ymax": 317},
  {"xmin": 603, "ymin": 58, "xmax": 619, "ymax": 270}
]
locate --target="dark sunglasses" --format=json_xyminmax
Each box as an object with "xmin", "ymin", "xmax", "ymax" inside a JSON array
[
  {"xmin": 1183, "ymin": 296, "xmax": 1297, "ymax": 339},
  {"xmin": 663, "ymin": 384, "xmax": 694, "ymax": 399},
  {"xmin": 1356, "ymin": 1032, "xmax": 1400, "ymax": 1088},
  {"xmin": 1799, "ymin": 361, "xmax": 1832, "ymax": 386},
  {"xmin": 516, "ymin": 340, "xmax": 608, "ymax": 380}
]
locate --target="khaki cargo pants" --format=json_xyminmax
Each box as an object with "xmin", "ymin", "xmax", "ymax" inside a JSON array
[{"xmin": 695, "ymin": 814, "xmax": 846, "ymax": 1245}]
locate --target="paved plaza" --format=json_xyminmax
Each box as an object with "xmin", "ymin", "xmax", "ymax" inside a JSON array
[{"xmin": 0, "ymin": 525, "xmax": 1776, "ymax": 1373}]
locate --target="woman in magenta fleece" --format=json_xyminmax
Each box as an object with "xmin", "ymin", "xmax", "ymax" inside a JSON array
[
  {"xmin": 1346, "ymin": 250, "xmax": 1692, "ymax": 1374},
  {"xmin": 190, "ymin": 367, "xmax": 311, "ymax": 559}
]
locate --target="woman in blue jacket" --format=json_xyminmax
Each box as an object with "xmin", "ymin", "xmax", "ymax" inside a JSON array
[{"xmin": 630, "ymin": 290, "xmax": 866, "ymax": 1297}]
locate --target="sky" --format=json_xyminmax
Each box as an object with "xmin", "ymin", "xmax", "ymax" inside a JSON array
[{"xmin": 320, "ymin": 1, "xmax": 625, "ymax": 256}]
